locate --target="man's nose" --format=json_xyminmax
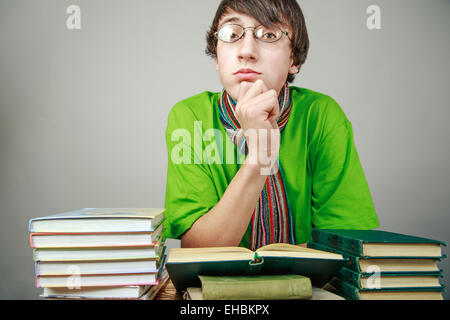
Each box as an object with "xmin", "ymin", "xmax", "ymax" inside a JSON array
[{"xmin": 237, "ymin": 29, "xmax": 258, "ymax": 62}]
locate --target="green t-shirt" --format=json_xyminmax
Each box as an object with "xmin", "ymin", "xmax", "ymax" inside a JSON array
[{"xmin": 164, "ymin": 86, "xmax": 379, "ymax": 248}]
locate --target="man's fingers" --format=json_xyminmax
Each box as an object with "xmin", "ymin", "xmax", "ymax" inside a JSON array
[
  {"xmin": 238, "ymin": 79, "xmax": 268, "ymax": 103},
  {"xmin": 238, "ymin": 81, "xmax": 252, "ymax": 101},
  {"xmin": 246, "ymin": 89, "xmax": 280, "ymax": 120}
]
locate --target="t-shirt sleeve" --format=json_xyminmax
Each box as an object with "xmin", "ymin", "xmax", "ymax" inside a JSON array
[
  {"xmin": 163, "ymin": 102, "xmax": 219, "ymax": 240},
  {"xmin": 309, "ymin": 97, "xmax": 380, "ymax": 229}
]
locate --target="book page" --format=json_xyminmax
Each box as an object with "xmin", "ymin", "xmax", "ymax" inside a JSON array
[
  {"xmin": 33, "ymin": 208, "xmax": 165, "ymax": 220},
  {"xmin": 256, "ymin": 243, "xmax": 343, "ymax": 260},
  {"xmin": 167, "ymin": 247, "xmax": 253, "ymax": 263},
  {"xmin": 256, "ymin": 243, "xmax": 309, "ymax": 252}
]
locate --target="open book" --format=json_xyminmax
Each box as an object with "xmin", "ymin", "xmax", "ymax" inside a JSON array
[{"xmin": 166, "ymin": 243, "xmax": 346, "ymax": 291}]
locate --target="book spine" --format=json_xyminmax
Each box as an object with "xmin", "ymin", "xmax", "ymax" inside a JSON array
[
  {"xmin": 332, "ymin": 278, "xmax": 360, "ymax": 300},
  {"xmin": 29, "ymin": 234, "xmax": 35, "ymax": 248},
  {"xmin": 338, "ymin": 268, "xmax": 363, "ymax": 289},
  {"xmin": 151, "ymin": 216, "xmax": 164, "ymax": 232},
  {"xmin": 156, "ymin": 255, "xmax": 167, "ymax": 278},
  {"xmin": 347, "ymin": 256, "xmax": 363, "ymax": 273},
  {"xmin": 311, "ymin": 229, "xmax": 363, "ymax": 256}
]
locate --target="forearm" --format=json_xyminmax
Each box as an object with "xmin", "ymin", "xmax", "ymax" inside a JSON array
[{"xmin": 181, "ymin": 160, "xmax": 268, "ymax": 248}]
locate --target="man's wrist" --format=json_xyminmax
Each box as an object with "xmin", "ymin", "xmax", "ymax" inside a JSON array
[
  {"xmin": 243, "ymin": 157, "xmax": 270, "ymax": 178},
  {"xmin": 244, "ymin": 151, "xmax": 280, "ymax": 177}
]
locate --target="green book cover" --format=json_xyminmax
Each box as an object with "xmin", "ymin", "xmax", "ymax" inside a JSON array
[
  {"xmin": 307, "ymin": 242, "xmax": 444, "ymax": 274},
  {"xmin": 311, "ymin": 229, "xmax": 446, "ymax": 258},
  {"xmin": 199, "ymin": 274, "xmax": 312, "ymax": 300},
  {"xmin": 338, "ymin": 267, "xmax": 443, "ymax": 290},
  {"xmin": 166, "ymin": 244, "xmax": 347, "ymax": 291},
  {"xmin": 331, "ymin": 277, "xmax": 445, "ymax": 300}
]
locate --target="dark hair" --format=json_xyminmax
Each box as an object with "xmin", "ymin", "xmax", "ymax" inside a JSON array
[{"xmin": 205, "ymin": 0, "xmax": 309, "ymax": 83}]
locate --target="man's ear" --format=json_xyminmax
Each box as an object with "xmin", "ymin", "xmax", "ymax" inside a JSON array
[
  {"xmin": 288, "ymin": 60, "xmax": 300, "ymax": 75},
  {"xmin": 288, "ymin": 54, "xmax": 301, "ymax": 74},
  {"xmin": 288, "ymin": 65, "xmax": 300, "ymax": 75}
]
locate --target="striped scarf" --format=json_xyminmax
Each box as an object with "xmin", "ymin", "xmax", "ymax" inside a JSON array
[{"xmin": 218, "ymin": 83, "xmax": 296, "ymax": 250}]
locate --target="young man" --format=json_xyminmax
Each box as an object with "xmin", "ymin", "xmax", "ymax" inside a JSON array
[{"xmin": 164, "ymin": 0, "xmax": 379, "ymax": 250}]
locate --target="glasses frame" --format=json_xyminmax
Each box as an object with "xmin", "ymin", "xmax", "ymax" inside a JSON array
[{"xmin": 214, "ymin": 23, "xmax": 291, "ymax": 43}]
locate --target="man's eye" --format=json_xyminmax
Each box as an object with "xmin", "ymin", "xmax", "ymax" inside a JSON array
[
  {"xmin": 256, "ymin": 27, "xmax": 279, "ymax": 41},
  {"xmin": 262, "ymin": 32, "xmax": 277, "ymax": 39},
  {"xmin": 230, "ymin": 32, "xmax": 239, "ymax": 39}
]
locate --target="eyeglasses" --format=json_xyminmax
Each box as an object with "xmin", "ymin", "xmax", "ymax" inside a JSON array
[{"xmin": 214, "ymin": 24, "xmax": 290, "ymax": 43}]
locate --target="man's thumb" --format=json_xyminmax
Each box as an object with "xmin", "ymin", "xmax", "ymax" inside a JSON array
[{"xmin": 238, "ymin": 81, "xmax": 252, "ymax": 101}]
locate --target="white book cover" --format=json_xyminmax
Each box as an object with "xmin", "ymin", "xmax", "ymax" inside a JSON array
[
  {"xmin": 29, "ymin": 208, "xmax": 165, "ymax": 233},
  {"xmin": 30, "ymin": 223, "xmax": 164, "ymax": 248}
]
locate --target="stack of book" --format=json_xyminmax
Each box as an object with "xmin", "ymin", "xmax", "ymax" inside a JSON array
[
  {"xmin": 308, "ymin": 229, "xmax": 446, "ymax": 300},
  {"xmin": 28, "ymin": 208, "xmax": 168, "ymax": 300}
]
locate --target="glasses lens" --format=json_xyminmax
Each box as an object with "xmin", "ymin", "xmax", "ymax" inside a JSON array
[
  {"xmin": 255, "ymin": 26, "xmax": 282, "ymax": 42},
  {"xmin": 217, "ymin": 25, "xmax": 243, "ymax": 42}
]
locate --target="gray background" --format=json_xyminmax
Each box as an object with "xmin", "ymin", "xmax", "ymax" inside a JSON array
[{"xmin": 0, "ymin": 0, "xmax": 448, "ymax": 299}]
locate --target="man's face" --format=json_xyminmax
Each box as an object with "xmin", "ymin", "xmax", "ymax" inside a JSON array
[{"xmin": 215, "ymin": 9, "xmax": 299, "ymax": 101}]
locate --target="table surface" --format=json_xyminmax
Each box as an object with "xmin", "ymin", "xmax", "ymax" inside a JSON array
[{"xmin": 154, "ymin": 278, "xmax": 183, "ymax": 300}]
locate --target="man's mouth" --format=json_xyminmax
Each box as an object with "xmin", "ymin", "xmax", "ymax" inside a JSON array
[{"xmin": 234, "ymin": 68, "xmax": 261, "ymax": 81}]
